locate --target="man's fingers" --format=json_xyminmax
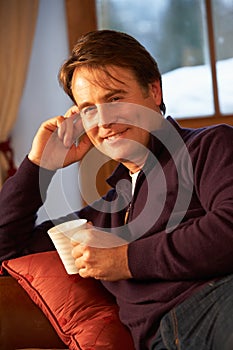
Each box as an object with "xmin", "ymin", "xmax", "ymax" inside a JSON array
[
  {"xmin": 64, "ymin": 105, "xmax": 80, "ymax": 118},
  {"xmin": 57, "ymin": 113, "xmax": 85, "ymax": 149},
  {"xmin": 57, "ymin": 117, "xmax": 75, "ymax": 148}
]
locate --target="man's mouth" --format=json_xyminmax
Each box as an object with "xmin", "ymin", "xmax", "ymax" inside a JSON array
[
  {"xmin": 107, "ymin": 132, "xmax": 124, "ymax": 141},
  {"xmin": 103, "ymin": 129, "xmax": 129, "ymax": 142}
]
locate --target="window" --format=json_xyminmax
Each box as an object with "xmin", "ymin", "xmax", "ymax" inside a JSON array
[{"xmin": 96, "ymin": 0, "xmax": 233, "ymax": 126}]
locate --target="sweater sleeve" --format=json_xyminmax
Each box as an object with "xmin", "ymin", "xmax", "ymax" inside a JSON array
[
  {"xmin": 0, "ymin": 156, "xmax": 56, "ymax": 263},
  {"xmin": 128, "ymin": 124, "xmax": 233, "ymax": 281}
]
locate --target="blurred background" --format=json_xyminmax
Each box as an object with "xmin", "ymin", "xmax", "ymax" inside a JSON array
[{"xmin": 0, "ymin": 0, "xmax": 232, "ymax": 221}]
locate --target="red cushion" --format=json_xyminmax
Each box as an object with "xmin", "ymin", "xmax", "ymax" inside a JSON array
[{"xmin": 3, "ymin": 251, "xmax": 134, "ymax": 350}]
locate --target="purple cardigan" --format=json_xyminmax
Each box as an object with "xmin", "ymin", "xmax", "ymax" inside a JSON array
[{"xmin": 1, "ymin": 117, "xmax": 233, "ymax": 349}]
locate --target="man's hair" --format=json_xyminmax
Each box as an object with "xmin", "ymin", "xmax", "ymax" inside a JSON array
[{"xmin": 59, "ymin": 30, "xmax": 166, "ymax": 115}]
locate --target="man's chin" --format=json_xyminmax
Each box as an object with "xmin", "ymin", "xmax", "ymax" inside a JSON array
[{"xmin": 97, "ymin": 145, "xmax": 127, "ymax": 161}]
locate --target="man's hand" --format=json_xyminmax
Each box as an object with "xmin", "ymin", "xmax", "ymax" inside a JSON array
[
  {"xmin": 71, "ymin": 226, "xmax": 132, "ymax": 281},
  {"xmin": 28, "ymin": 107, "xmax": 92, "ymax": 170}
]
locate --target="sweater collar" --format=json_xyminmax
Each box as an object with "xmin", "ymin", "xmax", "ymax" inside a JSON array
[{"xmin": 106, "ymin": 116, "xmax": 180, "ymax": 188}]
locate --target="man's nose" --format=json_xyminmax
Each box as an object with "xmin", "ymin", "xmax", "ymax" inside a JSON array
[{"xmin": 97, "ymin": 104, "xmax": 117, "ymax": 127}]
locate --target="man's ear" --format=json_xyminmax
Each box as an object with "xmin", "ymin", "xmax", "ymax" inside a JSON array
[{"xmin": 150, "ymin": 80, "xmax": 162, "ymax": 107}]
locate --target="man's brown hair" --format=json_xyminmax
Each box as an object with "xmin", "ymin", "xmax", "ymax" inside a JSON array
[{"xmin": 59, "ymin": 30, "xmax": 166, "ymax": 114}]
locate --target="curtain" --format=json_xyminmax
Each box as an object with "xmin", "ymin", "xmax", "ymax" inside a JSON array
[{"xmin": 0, "ymin": 0, "xmax": 39, "ymax": 188}]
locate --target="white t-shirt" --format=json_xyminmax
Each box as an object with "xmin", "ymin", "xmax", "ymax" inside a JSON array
[{"xmin": 129, "ymin": 170, "xmax": 140, "ymax": 195}]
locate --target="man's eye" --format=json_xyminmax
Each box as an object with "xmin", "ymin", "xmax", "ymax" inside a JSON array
[
  {"xmin": 82, "ymin": 105, "xmax": 97, "ymax": 116},
  {"xmin": 110, "ymin": 96, "xmax": 121, "ymax": 102}
]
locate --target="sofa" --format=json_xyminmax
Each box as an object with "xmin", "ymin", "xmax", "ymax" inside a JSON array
[
  {"xmin": 0, "ymin": 275, "xmax": 67, "ymax": 350},
  {"xmin": 0, "ymin": 251, "xmax": 135, "ymax": 350}
]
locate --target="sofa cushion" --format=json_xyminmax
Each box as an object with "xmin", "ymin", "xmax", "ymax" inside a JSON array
[{"xmin": 3, "ymin": 251, "xmax": 134, "ymax": 350}]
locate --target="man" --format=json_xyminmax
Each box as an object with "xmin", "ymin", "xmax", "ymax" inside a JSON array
[{"xmin": 0, "ymin": 30, "xmax": 233, "ymax": 350}]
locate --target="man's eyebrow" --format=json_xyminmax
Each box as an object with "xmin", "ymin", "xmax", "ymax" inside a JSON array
[
  {"xmin": 78, "ymin": 89, "xmax": 127, "ymax": 110},
  {"xmin": 104, "ymin": 89, "xmax": 127, "ymax": 100}
]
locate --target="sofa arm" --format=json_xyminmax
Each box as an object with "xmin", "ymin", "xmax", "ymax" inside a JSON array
[{"xmin": 0, "ymin": 276, "xmax": 66, "ymax": 350}]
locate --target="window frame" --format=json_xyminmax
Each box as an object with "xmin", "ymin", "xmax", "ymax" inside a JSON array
[
  {"xmin": 179, "ymin": 0, "xmax": 233, "ymax": 128},
  {"xmin": 65, "ymin": 0, "xmax": 233, "ymax": 128}
]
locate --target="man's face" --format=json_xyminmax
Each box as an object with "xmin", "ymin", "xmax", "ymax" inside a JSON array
[{"xmin": 71, "ymin": 66, "xmax": 163, "ymax": 172}]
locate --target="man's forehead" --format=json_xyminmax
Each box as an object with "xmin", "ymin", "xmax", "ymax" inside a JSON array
[{"xmin": 72, "ymin": 65, "xmax": 134, "ymax": 90}]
